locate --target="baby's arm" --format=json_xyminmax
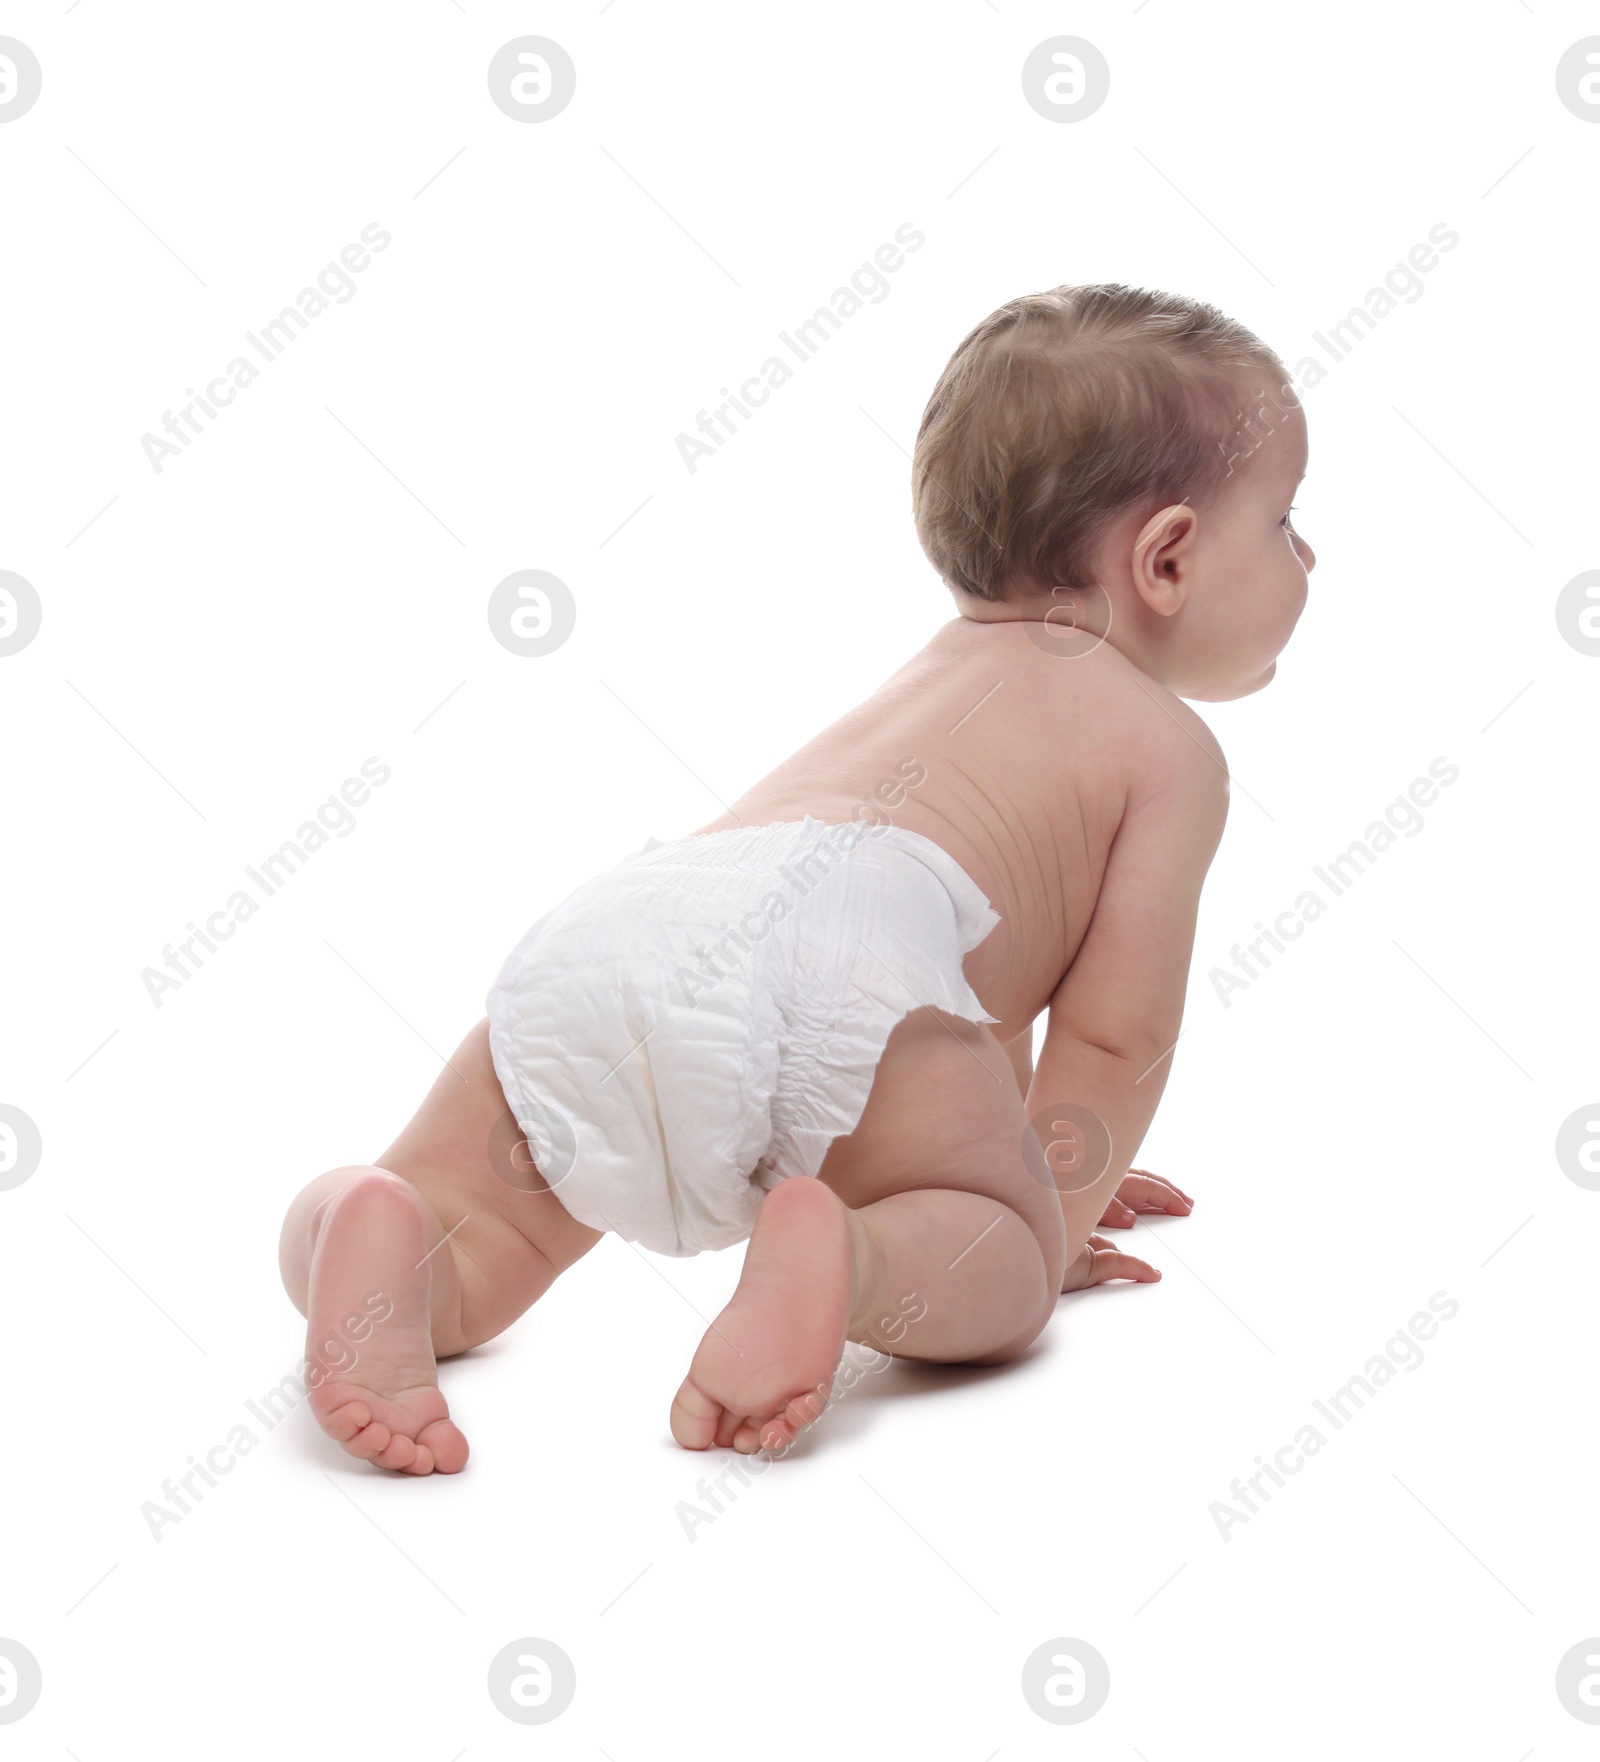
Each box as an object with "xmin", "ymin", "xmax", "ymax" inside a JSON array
[
  {"xmin": 1001, "ymin": 1027, "xmax": 1034, "ymax": 1097},
  {"xmin": 1027, "ymin": 738, "xmax": 1229, "ymax": 1260}
]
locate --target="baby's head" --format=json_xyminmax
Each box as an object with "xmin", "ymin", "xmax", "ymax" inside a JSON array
[{"xmin": 912, "ymin": 283, "xmax": 1313, "ymax": 700}]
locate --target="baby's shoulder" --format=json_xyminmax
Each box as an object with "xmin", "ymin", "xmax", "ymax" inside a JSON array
[{"xmin": 1078, "ymin": 645, "xmax": 1230, "ymax": 830}]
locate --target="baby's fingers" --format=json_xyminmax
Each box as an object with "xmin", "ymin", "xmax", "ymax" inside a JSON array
[
  {"xmin": 1121, "ymin": 1169, "xmax": 1193, "ymax": 1212},
  {"xmin": 1083, "ymin": 1234, "xmax": 1161, "ymax": 1285}
]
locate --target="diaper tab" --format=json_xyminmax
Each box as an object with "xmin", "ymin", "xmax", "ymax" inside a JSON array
[{"xmin": 871, "ymin": 826, "xmax": 1001, "ymax": 953}]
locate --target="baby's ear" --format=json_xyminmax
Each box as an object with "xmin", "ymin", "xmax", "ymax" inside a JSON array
[{"xmin": 1131, "ymin": 502, "xmax": 1198, "ymax": 616}]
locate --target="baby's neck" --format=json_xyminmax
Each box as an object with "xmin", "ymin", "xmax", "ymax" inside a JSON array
[{"xmin": 948, "ymin": 595, "xmax": 1174, "ymax": 693}]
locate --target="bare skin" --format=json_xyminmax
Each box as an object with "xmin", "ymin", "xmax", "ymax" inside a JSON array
[
  {"xmin": 278, "ymin": 1014, "xmax": 1176, "ymax": 1471},
  {"xmin": 279, "ymin": 380, "xmax": 1313, "ymax": 1471},
  {"xmin": 279, "ymin": 1022, "xmax": 603, "ymax": 1475}
]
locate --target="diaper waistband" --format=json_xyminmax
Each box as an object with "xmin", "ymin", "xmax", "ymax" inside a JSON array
[
  {"xmin": 636, "ymin": 815, "xmax": 1001, "ymax": 954},
  {"xmin": 869, "ymin": 823, "xmax": 1003, "ymax": 953}
]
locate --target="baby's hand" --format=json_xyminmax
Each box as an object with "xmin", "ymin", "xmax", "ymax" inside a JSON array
[
  {"xmin": 1097, "ymin": 1168, "xmax": 1192, "ymax": 1230},
  {"xmin": 1059, "ymin": 1233, "xmax": 1161, "ymax": 1293}
]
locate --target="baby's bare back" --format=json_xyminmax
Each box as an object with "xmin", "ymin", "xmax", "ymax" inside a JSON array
[{"xmin": 689, "ymin": 618, "xmax": 1225, "ymax": 1051}]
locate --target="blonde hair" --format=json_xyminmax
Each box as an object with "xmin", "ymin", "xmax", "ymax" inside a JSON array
[{"xmin": 912, "ymin": 283, "xmax": 1290, "ymax": 602}]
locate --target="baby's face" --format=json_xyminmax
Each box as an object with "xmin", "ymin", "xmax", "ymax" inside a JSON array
[{"xmin": 1180, "ymin": 394, "xmax": 1314, "ymax": 700}]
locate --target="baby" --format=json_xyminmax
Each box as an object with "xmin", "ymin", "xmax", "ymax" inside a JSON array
[{"xmin": 279, "ymin": 282, "xmax": 1313, "ymax": 1474}]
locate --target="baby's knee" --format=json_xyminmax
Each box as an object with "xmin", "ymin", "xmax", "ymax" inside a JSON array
[
  {"xmin": 293, "ymin": 1163, "xmax": 408, "ymax": 1234},
  {"xmin": 1021, "ymin": 1191, "xmax": 1069, "ymax": 1309},
  {"xmin": 278, "ymin": 1164, "xmax": 410, "ymax": 1310},
  {"xmin": 957, "ymin": 1217, "xmax": 1062, "ymax": 1367},
  {"xmin": 967, "ymin": 1290, "xmax": 1056, "ymax": 1367}
]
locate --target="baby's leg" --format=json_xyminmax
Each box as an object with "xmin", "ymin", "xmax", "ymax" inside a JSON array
[
  {"xmin": 669, "ymin": 1007, "xmax": 1068, "ymax": 1452},
  {"xmin": 279, "ymin": 1019, "xmax": 601, "ymax": 1474}
]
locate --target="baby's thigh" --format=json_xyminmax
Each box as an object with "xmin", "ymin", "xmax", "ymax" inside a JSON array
[
  {"xmin": 816, "ymin": 1007, "xmax": 1066, "ymax": 1283},
  {"xmin": 376, "ymin": 1017, "xmax": 601, "ymax": 1278}
]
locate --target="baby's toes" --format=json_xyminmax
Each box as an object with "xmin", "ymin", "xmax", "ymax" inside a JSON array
[
  {"xmin": 669, "ymin": 1375, "xmax": 721, "ymax": 1450},
  {"xmin": 753, "ymin": 1387, "xmax": 830, "ymax": 1452},
  {"xmin": 785, "ymin": 1385, "xmax": 830, "ymax": 1433},
  {"xmin": 416, "ymin": 1417, "xmax": 469, "ymax": 1474},
  {"xmin": 319, "ymin": 1399, "xmax": 373, "ymax": 1443},
  {"xmin": 345, "ymin": 1419, "xmax": 393, "ymax": 1462},
  {"xmin": 745, "ymin": 1411, "xmax": 800, "ymax": 1452},
  {"xmin": 374, "ymin": 1432, "xmax": 420, "ymax": 1471}
]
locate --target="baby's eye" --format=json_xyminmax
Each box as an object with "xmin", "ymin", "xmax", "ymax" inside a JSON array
[{"xmin": 1280, "ymin": 504, "xmax": 1298, "ymax": 529}]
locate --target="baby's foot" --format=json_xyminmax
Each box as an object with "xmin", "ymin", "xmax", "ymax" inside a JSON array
[
  {"xmin": 670, "ymin": 1178, "xmax": 853, "ymax": 1454},
  {"xmin": 305, "ymin": 1169, "xmax": 469, "ymax": 1475}
]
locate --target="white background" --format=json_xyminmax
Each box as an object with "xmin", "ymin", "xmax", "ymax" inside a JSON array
[{"xmin": 2, "ymin": 2, "xmax": 1597, "ymax": 1754}]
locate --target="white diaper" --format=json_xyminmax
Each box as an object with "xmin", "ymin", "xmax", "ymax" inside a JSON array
[{"xmin": 484, "ymin": 814, "xmax": 1000, "ymax": 1256}]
